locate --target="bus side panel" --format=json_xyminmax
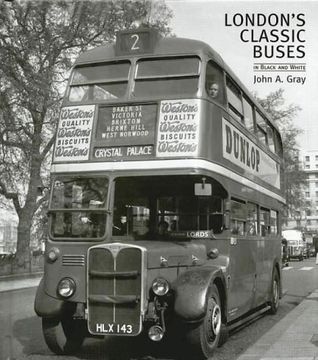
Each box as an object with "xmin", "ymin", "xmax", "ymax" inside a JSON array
[{"xmin": 227, "ymin": 236, "xmax": 256, "ymax": 320}]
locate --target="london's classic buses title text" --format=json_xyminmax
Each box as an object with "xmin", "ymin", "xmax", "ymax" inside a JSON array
[{"xmin": 225, "ymin": 13, "xmax": 305, "ymax": 59}]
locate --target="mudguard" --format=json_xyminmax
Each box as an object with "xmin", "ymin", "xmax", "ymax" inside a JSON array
[
  {"xmin": 172, "ymin": 266, "xmax": 226, "ymax": 322},
  {"xmin": 34, "ymin": 277, "xmax": 64, "ymax": 318}
]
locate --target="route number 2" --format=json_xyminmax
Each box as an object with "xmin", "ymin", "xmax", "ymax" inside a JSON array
[{"xmin": 131, "ymin": 34, "xmax": 140, "ymax": 50}]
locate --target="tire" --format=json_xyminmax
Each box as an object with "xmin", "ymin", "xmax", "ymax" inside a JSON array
[
  {"xmin": 218, "ymin": 323, "xmax": 229, "ymax": 347},
  {"xmin": 268, "ymin": 268, "xmax": 280, "ymax": 315},
  {"xmin": 185, "ymin": 284, "xmax": 222, "ymax": 359},
  {"xmin": 42, "ymin": 316, "xmax": 86, "ymax": 355}
]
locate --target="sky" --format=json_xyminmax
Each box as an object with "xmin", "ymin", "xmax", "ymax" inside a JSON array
[{"xmin": 166, "ymin": 0, "xmax": 318, "ymax": 152}]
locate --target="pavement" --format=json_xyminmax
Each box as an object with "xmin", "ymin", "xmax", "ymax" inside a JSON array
[
  {"xmin": 0, "ymin": 274, "xmax": 317, "ymax": 359},
  {"xmin": 0, "ymin": 272, "xmax": 42, "ymax": 293},
  {"xmin": 237, "ymin": 288, "xmax": 318, "ymax": 360}
]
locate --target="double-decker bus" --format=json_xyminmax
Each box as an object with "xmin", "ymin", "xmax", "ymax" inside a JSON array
[{"xmin": 35, "ymin": 27, "xmax": 284, "ymax": 359}]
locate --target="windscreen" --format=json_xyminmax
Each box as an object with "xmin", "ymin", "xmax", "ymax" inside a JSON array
[
  {"xmin": 68, "ymin": 61, "xmax": 130, "ymax": 102},
  {"xmin": 112, "ymin": 175, "xmax": 227, "ymax": 239},
  {"xmin": 50, "ymin": 177, "xmax": 108, "ymax": 239},
  {"xmin": 134, "ymin": 56, "xmax": 200, "ymax": 97}
]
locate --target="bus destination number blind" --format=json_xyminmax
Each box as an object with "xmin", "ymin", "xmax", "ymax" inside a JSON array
[{"xmin": 115, "ymin": 29, "xmax": 158, "ymax": 56}]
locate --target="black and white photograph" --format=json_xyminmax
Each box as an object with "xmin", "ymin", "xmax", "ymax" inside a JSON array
[{"xmin": 0, "ymin": 0, "xmax": 318, "ymax": 359}]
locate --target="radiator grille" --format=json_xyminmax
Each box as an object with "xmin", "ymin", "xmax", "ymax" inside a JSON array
[
  {"xmin": 62, "ymin": 254, "xmax": 85, "ymax": 266},
  {"xmin": 87, "ymin": 244, "xmax": 145, "ymax": 336}
]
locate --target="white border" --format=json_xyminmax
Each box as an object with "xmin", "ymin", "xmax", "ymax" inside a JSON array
[{"xmin": 51, "ymin": 159, "xmax": 285, "ymax": 203}]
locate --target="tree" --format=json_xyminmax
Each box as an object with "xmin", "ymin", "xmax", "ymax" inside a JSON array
[
  {"xmin": 0, "ymin": 0, "xmax": 173, "ymax": 271},
  {"xmin": 256, "ymin": 89, "xmax": 307, "ymax": 224}
]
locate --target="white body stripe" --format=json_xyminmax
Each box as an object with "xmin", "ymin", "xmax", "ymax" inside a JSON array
[{"xmin": 51, "ymin": 159, "xmax": 285, "ymax": 203}]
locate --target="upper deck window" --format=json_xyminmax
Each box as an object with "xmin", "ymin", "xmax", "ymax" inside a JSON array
[
  {"xmin": 267, "ymin": 125, "xmax": 276, "ymax": 153},
  {"xmin": 255, "ymin": 111, "xmax": 268, "ymax": 146},
  {"xmin": 242, "ymin": 97, "xmax": 255, "ymax": 132},
  {"xmin": 68, "ymin": 61, "xmax": 130, "ymax": 102},
  {"xmin": 134, "ymin": 56, "xmax": 200, "ymax": 97},
  {"xmin": 206, "ymin": 61, "xmax": 225, "ymax": 105},
  {"xmin": 137, "ymin": 57, "xmax": 200, "ymax": 77},
  {"xmin": 226, "ymin": 78, "xmax": 243, "ymax": 123}
]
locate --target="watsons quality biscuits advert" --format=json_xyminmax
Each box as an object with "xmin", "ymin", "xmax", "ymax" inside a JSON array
[
  {"xmin": 156, "ymin": 99, "xmax": 201, "ymax": 157},
  {"xmin": 53, "ymin": 105, "xmax": 95, "ymax": 162}
]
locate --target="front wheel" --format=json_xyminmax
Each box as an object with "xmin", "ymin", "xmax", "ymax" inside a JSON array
[
  {"xmin": 185, "ymin": 284, "xmax": 222, "ymax": 359},
  {"xmin": 42, "ymin": 316, "xmax": 86, "ymax": 355},
  {"xmin": 268, "ymin": 268, "xmax": 280, "ymax": 315}
]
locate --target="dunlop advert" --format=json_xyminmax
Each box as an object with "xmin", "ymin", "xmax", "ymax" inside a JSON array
[{"xmin": 222, "ymin": 118, "xmax": 280, "ymax": 188}]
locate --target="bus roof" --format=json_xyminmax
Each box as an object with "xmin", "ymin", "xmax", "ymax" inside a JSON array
[
  {"xmin": 282, "ymin": 230, "xmax": 303, "ymax": 241},
  {"xmin": 73, "ymin": 35, "xmax": 281, "ymax": 136}
]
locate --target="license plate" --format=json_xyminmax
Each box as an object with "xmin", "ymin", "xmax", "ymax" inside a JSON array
[{"xmin": 94, "ymin": 323, "xmax": 134, "ymax": 334}]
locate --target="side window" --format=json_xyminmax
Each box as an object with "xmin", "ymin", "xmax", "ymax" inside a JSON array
[
  {"xmin": 270, "ymin": 210, "xmax": 278, "ymax": 234},
  {"xmin": 246, "ymin": 202, "xmax": 258, "ymax": 235},
  {"xmin": 255, "ymin": 111, "xmax": 268, "ymax": 145},
  {"xmin": 267, "ymin": 125, "xmax": 276, "ymax": 153},
  {"xmin": 260, "ymin": 207, "xmax": 270, "ymax": 236},
  {"xmin": 226, "ymin": 79, "xmax": 243, "ymax": 123},
  {"xmin": 230, "ymin": 198, "xmax": 246, "ymax": 235},
  {"xmin": 206, "ymin": 61, "xmax": 225, "ymax": 105},
  {"xmin": 273, "ymin": 129, "xmax": 283, "ymax": 156},
  {"xmin": 242, "ymin": 97, "xmax": 255, "ymax": 132}
]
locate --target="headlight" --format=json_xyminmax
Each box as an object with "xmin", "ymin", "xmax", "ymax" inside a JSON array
[
  {"xmin": 46, "ymin": 247, "xmax": 60, "ymax": 263},
  {"xmin": 57, "ymin": 277, "xmax": 76, "ymax": 298},
  {"xmin": 152, "ymin": 277, "xmax": 170, "ymax": 296}
]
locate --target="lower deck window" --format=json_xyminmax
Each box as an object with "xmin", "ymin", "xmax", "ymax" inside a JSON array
[
  {"xmin": 112, "ymin": 175, "xmax": 227, "ymax": 239},
  {"xmin": 230, "ymin": 199, "xmax": 247, "ymax": 235}
]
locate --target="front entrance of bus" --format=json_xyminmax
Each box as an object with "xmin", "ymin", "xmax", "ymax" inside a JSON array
[{"xmin": 37, "ymin": 174, "xmax": 229, "ymax": 358}]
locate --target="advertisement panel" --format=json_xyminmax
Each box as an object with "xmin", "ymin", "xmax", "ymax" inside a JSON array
[
  {"xmin": 156, "ymin": 99, "xmax": 201, "ymax": 157},
  {"xmin": 53, "ymin": 105, "xmax": 95, "ymax": 162},
  {"xmin": 222, "ymin": 118, "xmax": 280, "ymax": 188}
]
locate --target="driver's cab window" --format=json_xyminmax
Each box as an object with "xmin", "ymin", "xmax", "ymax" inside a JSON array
[{"xmin": 206, "ymin": 61, "xmax": 225, "ymax": 105}]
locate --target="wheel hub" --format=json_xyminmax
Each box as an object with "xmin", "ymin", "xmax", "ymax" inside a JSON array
[{"xmin": 207, "ymin": 299, "xmax": 221, "ymax": 341}]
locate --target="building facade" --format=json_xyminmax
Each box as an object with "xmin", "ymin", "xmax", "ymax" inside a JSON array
[
  {"xmin": 0, "ymin": 209, "xmax": 18, "ymax": 253},
  {"xmin": 299, "ymin": 150, "xmax": 318, "ymax": 234}
]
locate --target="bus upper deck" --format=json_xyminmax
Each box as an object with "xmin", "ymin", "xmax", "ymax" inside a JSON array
[{"xmin": 53, "ymin": 28, "xmax": 283, "ymax": 204}]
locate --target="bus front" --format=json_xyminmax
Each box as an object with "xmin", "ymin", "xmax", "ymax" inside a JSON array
[{"xmin": 35, "ymin": 28, "xmax": 242, "ymax": 358}]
